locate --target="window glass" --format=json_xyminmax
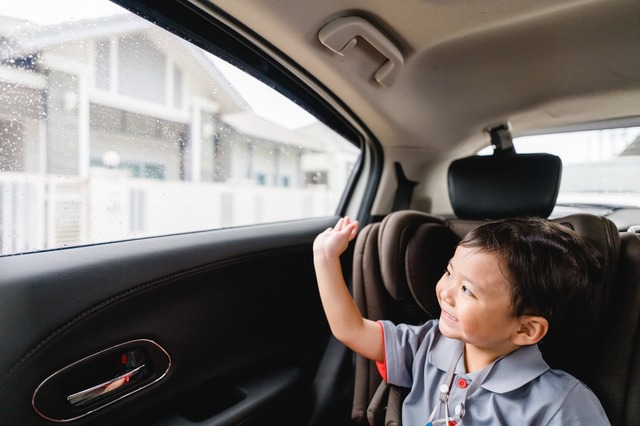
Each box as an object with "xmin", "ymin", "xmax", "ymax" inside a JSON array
[
  {"xmin": 480, "ymin": 125, "xmax": 640, "ymax": 216},
  {"xmin": 0, "ymin": 0, "xmax": 360, "ymax": 255}
]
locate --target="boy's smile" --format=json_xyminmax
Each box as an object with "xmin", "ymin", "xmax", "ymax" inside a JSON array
[
  {"xmin": 436, "ymin": 245, "xmax": 523, "ymax": 371},
  {"xmin": 441, "ymin": 309, "xmax": 459, "ymax": 324}
]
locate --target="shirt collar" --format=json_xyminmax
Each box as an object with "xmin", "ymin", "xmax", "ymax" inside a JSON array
[
  {"xmin": 481, "ymin": 344, "xmax": 549, "ymax": 393},
  {"xmin": 430, "ymin": 331, "xmax": 462, "ymax": 372},
  {"xmin": 429, "ymin": 326, "xmax": 550, "ymax": 394}
]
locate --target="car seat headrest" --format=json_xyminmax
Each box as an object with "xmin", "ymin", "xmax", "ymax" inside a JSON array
[
  {"xmin": 448, "ymin": 153, "xmax": 562, "ymax": 219},
  {"xmin": 377, "ymin": 211, "xmax": 459, "ymax": 317}
]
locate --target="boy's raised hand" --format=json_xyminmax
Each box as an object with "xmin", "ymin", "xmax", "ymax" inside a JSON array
[
  {"xmin": 313, "ymin": 217, "xmax": 384, "ymax": 362},
  {"xmin": 313, "ymin": 216, "xmax": 359, "ymax": 259}
]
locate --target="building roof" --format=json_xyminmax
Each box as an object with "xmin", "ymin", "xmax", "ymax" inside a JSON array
[
  {"xmin": 223, "ymin": 111, "xmax": 322, "ymax": 150},
  {"xmin": 0, "ymin": 14, "xmax": 250, "ymax": 112}
]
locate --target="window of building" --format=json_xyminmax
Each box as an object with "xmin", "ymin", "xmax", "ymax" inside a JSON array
[
  {"xmin": 305, "ymin": 171, "xmax": 328, "ymax": 186},
  {"xmin": 95, "ymin": 39, "xmax": 111, "ymax": 91},
  {"xmin": 0, "ymin": 0, "xmax": 360, "ymax": 255},
  {"xmin": 173, "ymin": 66, "xmax": 183, "ymax": 109},
  {"xmin": 118, "ymin": 34, "xmax": 166, "ymax": 104}
]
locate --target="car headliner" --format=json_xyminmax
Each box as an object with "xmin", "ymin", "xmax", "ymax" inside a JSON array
[{"xmin": 203, "ymin": 0, "xmax": 640, "ymax": 159}]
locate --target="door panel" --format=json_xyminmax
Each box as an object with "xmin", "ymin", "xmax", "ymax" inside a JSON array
[{"xmin": 0, "ymin": 217, "xmax": 339, "ymax": 425}]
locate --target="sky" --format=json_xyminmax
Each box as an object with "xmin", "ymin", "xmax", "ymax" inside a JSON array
[
  {"xmin": 209, "ymin": 57, "xmax": 316, "ymax": 129},
  {"xmin": 2, "ymin": 0, "xmax": 126, "ymax": 24}
]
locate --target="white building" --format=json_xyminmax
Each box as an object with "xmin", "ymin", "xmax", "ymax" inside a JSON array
[{"xmin": 0, "ymin": 14, "xmax": 359, "ymax": 253}]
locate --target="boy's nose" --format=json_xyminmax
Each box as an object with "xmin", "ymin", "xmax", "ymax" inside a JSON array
[{"xmin": 439, "ymin": 280, "xmax": 455, "ymax": 305}]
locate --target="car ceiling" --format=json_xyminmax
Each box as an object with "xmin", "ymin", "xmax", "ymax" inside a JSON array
[{"xmin": 199, "ymin": 0, "xmax": 640, "ymax": 157}]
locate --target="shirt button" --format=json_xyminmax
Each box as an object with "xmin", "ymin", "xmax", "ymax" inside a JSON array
[{"xmin": 457, "ymin": 378, "xmax": 468, "ymax": 389}]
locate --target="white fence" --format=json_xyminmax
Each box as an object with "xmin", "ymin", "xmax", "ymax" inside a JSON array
[{"xmin": 0, "ymin": 170, "xmax": 338, "ymax": 255}]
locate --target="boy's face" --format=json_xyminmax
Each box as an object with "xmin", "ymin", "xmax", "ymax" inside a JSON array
[{"xmin": 436, "ymin": 244, "xmax": 522, "ymax": 359}]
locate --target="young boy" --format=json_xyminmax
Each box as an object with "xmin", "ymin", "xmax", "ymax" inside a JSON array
[{"xmin": 313, "ymin": 216, "xmax": 610, "ymax": 425}]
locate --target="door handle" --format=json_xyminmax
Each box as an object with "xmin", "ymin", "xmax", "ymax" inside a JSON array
[
  {"xmin": 67, "ymin": 363, "xmax": 146, "ymax": 407},
  {"xmin": 33, "ymin": 339, "xmax": 171, "ymax": 422},
  {"xmin": 318, "ymin": 16, "xmax": 404, "ymax": 87}
]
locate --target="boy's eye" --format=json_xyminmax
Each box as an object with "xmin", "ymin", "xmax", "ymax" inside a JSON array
[
  {"xmin": 443, "ymin": 268, "xmax": 451, "ymax": 277},
  {"xmin": 461, "ymin": 285, "xmax": 474, "ymax": 297}
]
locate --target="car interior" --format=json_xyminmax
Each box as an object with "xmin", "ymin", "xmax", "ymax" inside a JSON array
[{"xmin": 0, "ymin": 0, "xmax": 639, "ymax": 425}]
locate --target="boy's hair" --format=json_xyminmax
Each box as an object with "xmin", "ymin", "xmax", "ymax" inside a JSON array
[{"xmin": 459, "ymin": 216, "xmax": 603, "ymax": 330}]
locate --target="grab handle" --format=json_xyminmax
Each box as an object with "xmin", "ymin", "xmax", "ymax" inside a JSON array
[{"xmin": 318, "ymin": 16, "xmax": 404, "ymax": 87}]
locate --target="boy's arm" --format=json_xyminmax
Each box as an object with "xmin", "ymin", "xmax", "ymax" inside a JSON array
[{"xmin": 313, "ymin": 217, "xmax": 384, "ymax": 362}]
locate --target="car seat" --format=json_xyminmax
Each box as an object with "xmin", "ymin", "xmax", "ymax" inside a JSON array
[
  {"xmin": 593, "ymin": 229, "xmax": 640, "ymax": 425},
  {"xmin": 351, "ymin": 148, "xmax": 624, "ymax": 424}
]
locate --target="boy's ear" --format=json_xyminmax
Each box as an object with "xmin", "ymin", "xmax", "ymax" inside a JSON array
[{"xmin": 512, "ymin": 315, "xmax": 549, "ymax": 346}]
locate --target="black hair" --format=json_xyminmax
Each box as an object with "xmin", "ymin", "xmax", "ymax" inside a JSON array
[{"xmin": 458, "ymin": 216, "xmax": 603, "ymax": 331}]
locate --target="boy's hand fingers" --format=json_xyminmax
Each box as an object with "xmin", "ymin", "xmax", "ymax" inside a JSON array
[{"xmin": 350, "ymin": 221, "xmax": 359, "ymax": 238}]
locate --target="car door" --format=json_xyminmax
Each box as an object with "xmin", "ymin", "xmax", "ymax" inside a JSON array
[
  {"xmin": 1, "ymin": 218, "xmax": 342, "ymax": 425},
  {"xmin": 0, "ymin": 0, "xmax": 370, "ymax": 424}
]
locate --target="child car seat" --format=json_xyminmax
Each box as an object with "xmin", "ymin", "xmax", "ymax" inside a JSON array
[{"xmin": 351, "ymin": 150, "xmax": 622, "ymax": 424}]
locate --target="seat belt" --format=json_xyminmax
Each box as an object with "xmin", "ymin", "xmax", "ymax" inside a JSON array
[{"xmin": 392, "ymin": 162, "xmax": 417, "ymax": 211}]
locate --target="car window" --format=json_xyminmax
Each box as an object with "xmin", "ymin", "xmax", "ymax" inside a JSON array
[
  {"xmin": 0, "ymin": 0, "xmax": 360, "ymax": 255},
  {"xmin": 479, "ymin": 125, "xmax": 640, "ymax": 218}
]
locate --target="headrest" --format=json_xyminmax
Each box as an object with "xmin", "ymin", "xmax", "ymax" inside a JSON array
[
  {"xmin": 448, "ymin": 153, "xmax": 562, "ymax": 219},
  {"xmin": 377, "ymin": 211, "xmax": 459, "ymax": 317}
]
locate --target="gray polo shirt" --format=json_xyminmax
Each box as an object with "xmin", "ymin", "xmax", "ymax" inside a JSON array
[{"xmin": 379, "ymin": 319, "xmax": 610, "ymax": 425}]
